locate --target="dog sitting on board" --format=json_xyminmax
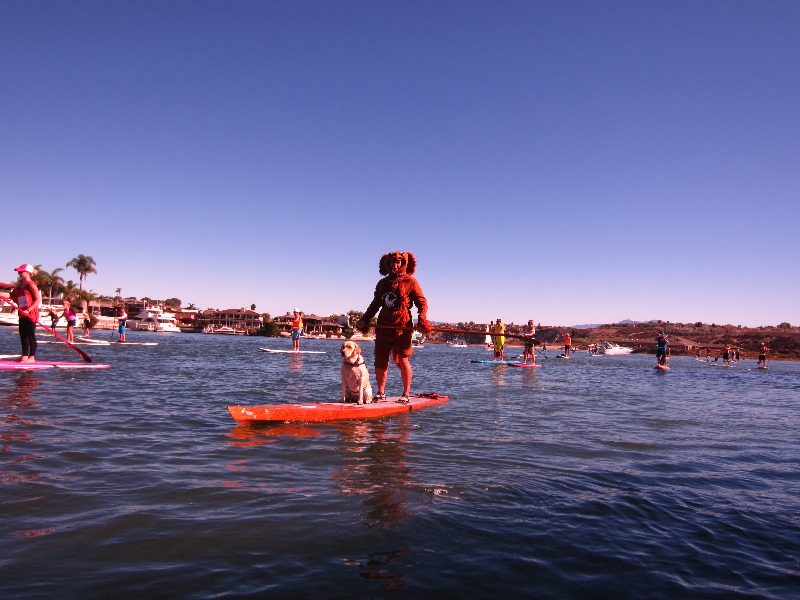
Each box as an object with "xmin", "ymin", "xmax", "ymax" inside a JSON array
[{"xmin": 341, "ymin": 341, "xmax": 374, "ymax": 404}]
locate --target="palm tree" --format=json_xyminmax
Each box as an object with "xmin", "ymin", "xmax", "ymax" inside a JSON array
[
  {"xmin": 42, "ymin": 268, "xmax": 65, "ymax": 304},
  {"xmin": 66, "ymin": 254, "xmax": 97, "ymax": 290},
  {"xmin": 30, "ymin": 265, "xmax": 50, "ymax": 291}
]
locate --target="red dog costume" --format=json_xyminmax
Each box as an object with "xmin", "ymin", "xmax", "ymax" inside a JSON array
[{"xmin": 358, "ymin": 251, "xmax": 431, "ymax": 369}]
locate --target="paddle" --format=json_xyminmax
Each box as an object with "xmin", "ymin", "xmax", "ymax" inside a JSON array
[
  {"xmin": 373, "ymin": 324, "xmax": 534, "ymax": 341},
  {"xmin": 536, "ymin": 349, "xmax": 549, "ymax": 359},
  {"xmin": 1, "ymin": 296, "xmax": 93, "ymax": 363}
]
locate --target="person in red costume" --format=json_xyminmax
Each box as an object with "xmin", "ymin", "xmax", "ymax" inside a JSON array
[
  {"xmin": 10, "ymin": 263, "xmax": 42, "ymax": 362},
  {"xmin": 356, "ymin": 251, "xmax": 431, "ymax": 403}
]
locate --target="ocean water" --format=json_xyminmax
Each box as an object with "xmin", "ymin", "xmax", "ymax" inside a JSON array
[{"xmin": 1, "ymin": 327, "xmax": 798, "ymax": 599}]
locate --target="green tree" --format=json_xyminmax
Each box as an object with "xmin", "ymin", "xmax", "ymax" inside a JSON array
[
  {"xmin": 66, "ymin": 254, "xmax": 97, "ymax": 290},
  {"xmin": 43, "ymin": 267, "xmax": 66, "ymax": 303},
  {"xmin": 27, "ymin": 266, "xmax": 65, "ymax": 303},
  {"xmin": 347, "ymin": 310, "xmax": 364, "ymax": 327}
]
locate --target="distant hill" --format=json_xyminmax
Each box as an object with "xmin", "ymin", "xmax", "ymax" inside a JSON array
[{"xmin": 571, "ymin": 319, "xmax": 660, "ymax": 329}]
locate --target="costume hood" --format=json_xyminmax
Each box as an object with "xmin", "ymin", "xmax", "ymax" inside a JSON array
[{"xmin": 379, "ymin": 251, "xmax": 416, "ymax": 276}]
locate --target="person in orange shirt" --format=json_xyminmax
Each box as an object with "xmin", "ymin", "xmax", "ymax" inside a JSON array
[
  {"xmin": 291, "ymin": 309, "xmax": 304, "ymax": 351},
  {"xmin": 563, "ymin": 333, "xmax": 572, "ymax": 358},
  {"xmin": 9, "ymin": 264, "xmax": 42, "ymax": 362}
]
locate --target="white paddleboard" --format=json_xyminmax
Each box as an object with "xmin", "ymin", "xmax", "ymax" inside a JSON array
[{"xmin": 259, "ymin": 348, "xmax": 326, "ymax": 354}]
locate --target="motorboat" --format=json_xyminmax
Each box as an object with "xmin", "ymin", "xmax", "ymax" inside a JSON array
[
  {"xmin": 0, "ymin": 303, "xmax": 73, "ymax": 328},
  {"xmin": 127, "ymin": 306, "xmax": 181, "ymax": 333},
  {"xmin": 203, "ymin": 326, "xmax": 246, "ymax": 335},
  {"xmin": 0, "ymin": 303, "xmax": 17, "ymax": 326},
  {"xmin": 448, "ymin": 338, "xmax": 467, "ymax": 348},
  {"xmin": 350, "ymin": 332, "xmax": 375, "ymax": 342},
  {"xmin": 412, "ymin": 331, "xmax": 425, "ymax": 347},
  {"xmin": 598, "ymin": 341, "xmax": 634, "ymax": 355}
]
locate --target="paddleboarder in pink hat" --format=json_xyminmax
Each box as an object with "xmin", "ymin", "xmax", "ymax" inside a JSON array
[{"xmin": 9, "ymin": 264, "xmax": 41, "ymax": 362}]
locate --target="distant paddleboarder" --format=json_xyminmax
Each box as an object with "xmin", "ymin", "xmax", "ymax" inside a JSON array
[
  {"xmin": 522, "ymin": 320, "xmax": 536, "ymax": 365},
  {"xmin": 493, "ymin": 318, "xmax": 506, "ymax": 362},
  {"xmin": 656, "ymin": 331, "xmax": 669, "ymax": 367},
  {"xmin": 117, "ymin": 305, "xmax": 128, "ymax": 342},
  {"xmin": 758, "ymin": 343, "xmax": 769, "ymax": 368},
  {"xmin": 291, "ymin": 309, "xmax": 304, "ymax": 351},
  {"xmin": 563, "ymin": 333, "xmax": 572, "ymax": 358}
]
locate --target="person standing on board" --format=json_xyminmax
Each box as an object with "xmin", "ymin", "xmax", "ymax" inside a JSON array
[
  {"xmin": 291, "ymin": 309, "xmax": 304, "ymax": 351},
  {"xmin": 61, "ymin": 300, "xmax": 77, "ymax": 344},
  {"xmin": 117, "ymin": 305, "xmax": 128, "ymax": 342},
  {"xmin": 9, "ymin": 264, "xmax": 41, "ymax": 363},
  {"xmin": 522, "ymin": 320, "xmax": 537, "ymax": 365},
  {"xmin": 82, "ymin": 310, "xmax": 93, "ymax": 337},
  {"xmin": 356, "ymin": 251, "xmax": 431, "ymax": 403},
  {"xmin": 493, "ymin": 318, "xmax": 506, "ymax": 362},
  {"xmin": 656, "ymin": 330, "xmax": 669, "ymax": 367},
  {"xmin": 563, "ymin": 332, "xmax": 572, "ymax": 358},
  {"xmin": 758, "ymin": 343, "xmax": 769, "ymax": 368},
  {"xmin": 722, "ymin": 344, "xmax": 732, "ymax": 367}
]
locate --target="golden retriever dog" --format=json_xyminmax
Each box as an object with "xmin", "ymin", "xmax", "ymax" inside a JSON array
[{"xmin": 341, "ymin": 341, "xmax": 374, "ymax": 404}]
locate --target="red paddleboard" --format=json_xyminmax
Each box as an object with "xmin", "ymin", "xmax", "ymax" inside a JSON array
[
  {"xmin": 510, "ymin": 363, "xmax": 542, "ymax": 368},
  {"xmin": 228, "ymin": 393, "xmax": 449, "ymax": 424},
  {"xmin": 0, "ymin": 360, "xmax": 110, "ymax": 370},
  {"xmin": 655, "ymin": 365, "xmax": 670, "ymax": 370}
]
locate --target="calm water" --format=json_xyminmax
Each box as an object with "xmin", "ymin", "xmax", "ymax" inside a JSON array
[{"xmin": 1, "ymin": 327, "xmax": 798, "ymax": 599}]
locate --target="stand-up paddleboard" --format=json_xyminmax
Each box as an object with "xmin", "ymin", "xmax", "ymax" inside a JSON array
[
  {"xmin": 655, "ymin": 364, "xmax": 670, "ymax": 370},
  {"xmin": 110, "ymin": 341, "xmax": 159, "ymax": 346},
  {"xmin": 471, "ymin": 359, "xmax": 522, "ymax": 365},
  {"xmin": 510, "ymin": 363, "xmax": 542, "ymax": 368},
  {"xmin": 228, "ymin": 393, "xmax": 449, "ymax": 424},
  {"xmin": 38, "ymin": 339, "xmax": 111, "ymax": 346},
  {"xmin": 0, "ymin": 354, "xmax": 21, "ymax": 360},
  {"xmin": 77, "ymin": 337, "xmax": 111, "ymax": 344},
  {"xmin": 757, "ymin": 366, "xmax": 768, "ymax": 370},
  {"xmin": 259, "ymin": 348, "xmax": 326, "ymax": 354},
  {"xmin": 0, "ymin": 360, "xmax": 110, "ymax": 370},
  {"xmin": 557, "ymin": 355, "xmax": 571, "ymax": 359}
]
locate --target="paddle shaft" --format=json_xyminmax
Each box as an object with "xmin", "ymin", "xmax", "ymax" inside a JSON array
[
  {"xmin": 1, "ymin": 296, "xmax": 93, "ymax": 363},
  {"xmin": 373, "ymin": 324, "xmax": 533, "ymax": 341}
]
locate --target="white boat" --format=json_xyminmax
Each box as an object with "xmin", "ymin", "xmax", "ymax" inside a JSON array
[
  {"xmin": 127, "ymin": 306, "xmax": 181, "ymax": 333},
  {"xmin": 0, "ymin": 303, "xmax": 73, "ymax": 328},
  {"xmin": 0, "ymin": 302, "xmax": 18, "ymax": 326},
  {"xmin": 350, "ymin": 332, "xmax": 375, "ymax": 342},
  {"xmin": 448, "ymin": 338, "xmax": 467, "ymax": 348},
  {"xmin": 598, "ymin": 341, "xmax": 634, "ymax": 355},
  {"xmin": 203, "ymin": 326, "xmax": 246, "ymax": 335}
]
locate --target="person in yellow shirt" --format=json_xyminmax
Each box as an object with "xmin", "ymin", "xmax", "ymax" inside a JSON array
[{"xmin": 493, "ymin": 318, "xmax": 506, "ymax": 362}]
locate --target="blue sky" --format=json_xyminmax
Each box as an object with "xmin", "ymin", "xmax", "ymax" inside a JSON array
[{"xmin": 3, "ymin": 1, "xmax": 798, "ymax": 327}]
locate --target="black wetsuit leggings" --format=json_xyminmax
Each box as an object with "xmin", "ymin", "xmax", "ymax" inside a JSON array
[{"xmin": 19, "ymin": 318, "xmax": 37, "ymax": 357}]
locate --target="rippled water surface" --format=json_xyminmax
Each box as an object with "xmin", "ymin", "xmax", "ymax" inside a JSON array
[{"xmin": 1, "ymin": 327, "xmax": 798, "ymax": 599}]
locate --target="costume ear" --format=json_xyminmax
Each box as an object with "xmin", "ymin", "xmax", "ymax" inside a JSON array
[
  {"xmin": 405, "ymin": 252, "xmax": 416, "ymax": 275},
  {"xmin": 379, "ymin": 253, "xmax": 391, "ymax": 275}
]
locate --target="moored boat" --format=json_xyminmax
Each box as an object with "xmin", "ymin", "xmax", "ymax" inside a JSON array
[
  {"xmin": 126, "ymin": 306, "xmax": 181, "ymax": 332},
  {"xmin": 598, "ymin": 341, "xmax": 634, "ymax": 355}
]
